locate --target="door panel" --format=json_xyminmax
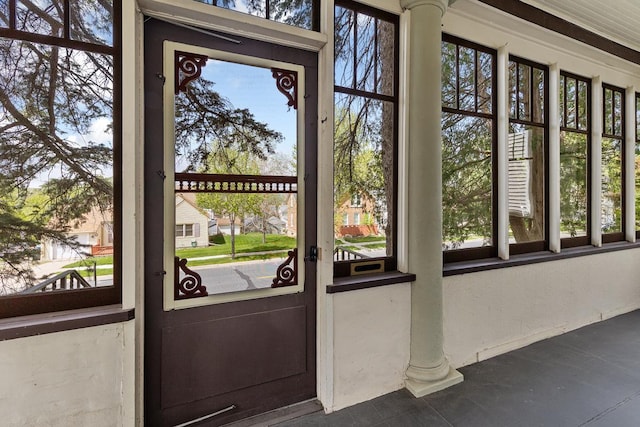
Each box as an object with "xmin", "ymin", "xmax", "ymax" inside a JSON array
[
  {"xmin": 161, "ymin": 306, "xmax": 307, "ymax": 408},
  {"xmin": 144, "ymin": 19, "xmax": 317, "ymax": 427}
]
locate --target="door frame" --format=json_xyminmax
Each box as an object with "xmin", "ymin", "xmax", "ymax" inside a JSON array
[{"xmin": 143, "ymin": 17, "xmax": 319, "ymax": 426}]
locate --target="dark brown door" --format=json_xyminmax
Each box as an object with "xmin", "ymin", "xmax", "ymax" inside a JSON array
[{"xmin": 144, "ymin": 19, "xmax": 317, "ymax": 426}]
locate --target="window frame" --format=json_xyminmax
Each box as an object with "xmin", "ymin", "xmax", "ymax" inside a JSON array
[
  {"xmin": 441, "ymin": 34, "xmax": 498, "ymax": 263},
  {"xmin": 333, "ymin": 0, "xmax": 400, "ymax": 278},
  {"xmin": 507, "ymin": 55, "xmax": 550, "ymax": 255},
  {"xmin": 0, "ymin": 3, "xmax": 122, "ymax": 319},
  {"xmin": 601, "ymin": 83, "xmax": 626, "ymax": 243},
  {"xmin": 559, "ymin": 70, "xmax": 592, "ymax": 249}
]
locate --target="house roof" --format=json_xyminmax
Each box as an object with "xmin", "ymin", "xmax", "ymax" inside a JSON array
[
  {"xmin": 67, "ymin": 206, "xmax": 112, "ymax": 234},
  {"xmin": 176, "ymin": 193, "xmax": 210, "ymax": 218}
]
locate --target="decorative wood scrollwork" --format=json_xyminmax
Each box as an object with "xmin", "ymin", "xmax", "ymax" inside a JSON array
[
  {"xmin": 272, "ymin": 249, "xmax": 297, "ymax": 288},
  {"xmin": 175, "ymin": 257, "xmax": 208, "ymax": 300},
  {"xmin": 271, "ymin": 68, "xmax": 298, "ymax": 110},
  {"xmin": 175, "ymin": 51, "xmax": 208, "ymax": 94},
  {"xmin": 175, "ymin": 173, "xmax": 297, "ymax": 194}
]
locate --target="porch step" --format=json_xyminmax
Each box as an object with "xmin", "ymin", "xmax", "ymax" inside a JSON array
[{"xmin": 221, "ymin": 399, "xmax": 323, "ymax": 427}]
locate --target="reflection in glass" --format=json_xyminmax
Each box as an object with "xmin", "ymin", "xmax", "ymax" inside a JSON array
[
  {"xmin": 16, "ymin": 0, "xmax": 63, "ymax": 37},
  {"xmin": 335, "ymin": 5, "xmax": 395, "ymax": 97},
  {"xmin": 0, "ymin": 36, "xmax": 115, "ymax": 295},
  {"xmin": 70, "ymin": 0, "xmax": 114, "ymax": 46},
  {"xmin": 194, "ymin": 0, "xmax": 315, "ymax": 30},
  {"xmin": 173, "ymin": 56, "xmax": 299, "ymax": 297},
  {"xmin": 601, "ymin": 137, "xmax": 622, "ymax": 233},
  {"xmin": 442, "ymin": 113, "xmax": 493, "ymax": 249},
  {"xmin": 333, "ymin": 93, "xmax": 392, "ymax": 259},
  {"xmin": 508, "ymin": 125, "xmax": 544, "ymax": 243},
  {"xmin": 636, "ymin": 94, "xmax": 640, "ymax": 232},
  {"xmin": 560, "ymin": 131, "xmax": 588, "ymax": 238},
  {"xmin": 441, "ymin": 41, "xmax": 457, "ymax": 109}
]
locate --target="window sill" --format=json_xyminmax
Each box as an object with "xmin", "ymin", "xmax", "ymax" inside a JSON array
[
  {"xmin": 327, "ymin": 271, "xmax": 416, "ymax": 294},
  {"xmin": 443, "ymin": 241, "xmax": 640, "ymax": 276},
  {"xmin": 0, "ymin": 305, "xmax": 135, "ymax": 341}
]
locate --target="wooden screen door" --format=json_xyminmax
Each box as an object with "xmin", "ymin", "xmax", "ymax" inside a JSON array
[{"xmin": 144, "ymin": 19, "xmax": 317, "ymax": 427}]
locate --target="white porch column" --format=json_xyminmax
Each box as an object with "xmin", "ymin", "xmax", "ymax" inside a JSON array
[{"xmin": 401, "ymin": 0, "xmax": 463, "ymax": 397}]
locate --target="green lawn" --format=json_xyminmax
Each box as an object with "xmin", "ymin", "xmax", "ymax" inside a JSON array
[
  {"xmin": 176, "ymin": 233, "xmax": 296, "ymax": 258},
  {"xmin": 63, "ymin": 256, "xmax": 113, "ymax": 268},
  {"xmin": 343, "ymin": 235, "xmax": 386, "ymax": 243},
  {"xmin": 62, "ymin": 233, "xmax": 297, "ymax": 268},
  {"xmin": 185, "ymin": 251, "xmax": 290, "ymax": 267},
  {"xmin": 76, "ymin": 268, "xmax": 113, "ymax": 278}
]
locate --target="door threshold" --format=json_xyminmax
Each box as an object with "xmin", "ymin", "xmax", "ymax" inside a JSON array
[{"xmin": 221, "ymin": 399, "xmax": 323, "ymax": 427}]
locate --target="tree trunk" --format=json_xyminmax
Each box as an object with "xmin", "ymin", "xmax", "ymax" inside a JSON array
[{"xmin": 229, "ymin": 213, "xmax": 236, "ymax": 259}]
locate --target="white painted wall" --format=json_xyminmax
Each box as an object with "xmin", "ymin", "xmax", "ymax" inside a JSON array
[
  {"xmin": 444, "ymin": 249, "xmax": 640, "ymax": 368},
  {"xmin": 329, "ymin": 283, "xmax": 411, "ymax": 411},
  {"xmin": 175, "ymin": 197, "xmax": 209, "ymax": 248},
  {"xmin": 0, "ymin": 321, "xmax": 135, "ymax": 427}
]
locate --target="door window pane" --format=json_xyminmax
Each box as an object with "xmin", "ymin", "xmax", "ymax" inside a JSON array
[{"xmin": 172, "ymin": 52, "xmax": 301, "ymax": 298}]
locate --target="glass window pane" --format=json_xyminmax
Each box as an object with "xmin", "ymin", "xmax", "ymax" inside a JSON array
[
  {"xmin": 604, "ymin": 88, "xmax": 613, "ymax": 135},
  {"xmin": 376, "ymin": 19, "xmax": 395, "ymax": 96},
  {"xmin": 560, "ymin": 75, "xmax": 565, "ymax": 127},
  {"xmin": 442, "ymin": 113, "xmax": 493, "ymax": 249},
  {"xmin": 458, "ymin": 47, "xmax": 476, "ymax": 111},
  {"xmin": 533, "ymin": 67, "xmax": 545, "ymax": 123},
  {"xmin": 560, "ymin": 131, "xmax": 588, "ymax": 238},
  {"xmin": 636, "ymin": 137, "xmax": 640, "ymax": 232},
  {"xmin": 173, "ymin": 54, "xmax": 299, "ymax": 297},
  {"xmin": 602, "ymin": 137, "xmax": 623, "ymax": 233},
  {"xmin": 518, "ymin": 64, "xmax": 531, "ymax": 121},
  {"xmin": 16, "ymin": 0, "xmax": 62, "ymax": 37},
  {"xmin": 478, "ymin": 52, "xmax": 492, "ymax": 114},
  {"xmin": 70, "ymin": 0, "xmax": 114, "ymax": 46},
  {"xmin": 636, "ymin": 95, "xmax": 640, "ymax": 142},
  {"xmin": 270, "ymin": 0, "xmax": 314, "ymax": 30},
  {"xmin": 566, "ymin": 78, "xmax": 576, "ymax": 128},
  {"xmin": 0, "ymin": 38, "xmax": 114, "ymax": 295},
  {"xmin": 614, "ymin": 90, "xmax": 623, "ymax": 136},
  {"xmin": 441, "ymin": 41, "xmax": 457, "ymax": 109},
  {"xmin": 508, "ymin": 124, "xmax": 545, "ymax": 243},
  {"xmin": 0, "ymin": 2, "xmax": 8, "ymax": 28},
  {"xmin": 509, "ymin": 61, "xmax": 517, "ymax": 119},
  {"xmin": 334, "ymin": 93, "xmax": 393, "ymax": 258},
  {"xmin": 355, "ymin": 13, "xmax": 376, "ymax": 93},
  {"xmin": 578, "ymin": 80, "xmax": 588, "ymax": 131},
  {"xmin": 194, "ymin": 0, "xmax": 315, "ymax": 31},
  {"xmin": 334, "ymin": 6, "xmax": 354, "ymax": 89}
]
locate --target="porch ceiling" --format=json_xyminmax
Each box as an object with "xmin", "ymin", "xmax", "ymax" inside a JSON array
[{"xmin": 523, "ymin": 0, "xmax": 640, "ymax": 52}]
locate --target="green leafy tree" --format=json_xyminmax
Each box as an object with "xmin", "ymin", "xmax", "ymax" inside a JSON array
[
  {"xmin": 334, "ymin": 6, "xmax": 395, "ymax": 254},
  {"xmin": 196, "ymin": 150, "xmax": 265, "ymax": 258}
]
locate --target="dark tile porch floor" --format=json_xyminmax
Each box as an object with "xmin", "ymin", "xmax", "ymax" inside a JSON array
[{"xmin": 277, "ymin": 310, "xmax": 640, "ymax": 426}]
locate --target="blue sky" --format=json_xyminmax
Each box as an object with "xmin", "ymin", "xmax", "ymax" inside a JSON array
[{"xmin": 203, "ymin": 59, "xmax": 298, "ymax": 157}]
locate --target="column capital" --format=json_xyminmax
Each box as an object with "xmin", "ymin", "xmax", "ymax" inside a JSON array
[{"xmin": 400, "ymin": 0, "xmax": 448, "ymax": 16}]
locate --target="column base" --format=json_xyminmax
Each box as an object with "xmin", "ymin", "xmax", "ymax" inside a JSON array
[{"xmin": 405, "ymin": 367, "xmax": 463, "ymax": 398}]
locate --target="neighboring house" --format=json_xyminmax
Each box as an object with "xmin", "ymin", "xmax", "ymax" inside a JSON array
[
  {"xmin": 175, "ymin": 193, "xmax": 209, "ymax": 248},
  {"xmin": 335, "ymin": 193, "xmax": 380, "ymax": 237},
  {"xmin": 40, "ymin": 207, "xmax": 114, "ymax": 261},
  {"xmin": 285, "ymin": 193, "xmax": 297, "ymax": 237}
]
